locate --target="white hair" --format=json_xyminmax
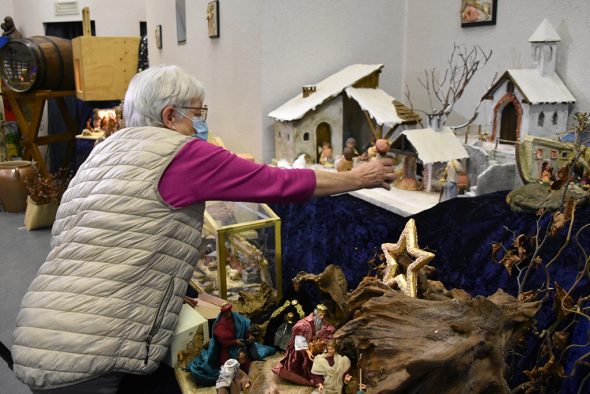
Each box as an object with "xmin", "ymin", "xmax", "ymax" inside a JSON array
[{"xmin": 123, "ymin": 64, "xmax": 205, "ymax": 127}]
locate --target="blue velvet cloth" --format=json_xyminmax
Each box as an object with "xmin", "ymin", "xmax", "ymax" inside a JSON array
[{"xmin": 270, "ymin": 191, "xmax": 590, "ymax": 393}]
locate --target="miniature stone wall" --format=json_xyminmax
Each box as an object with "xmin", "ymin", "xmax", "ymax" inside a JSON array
[
  {"xmin": 476, "ymin": 162, "xmax": 523, "ymax": 196},
  {"xmin": 465, "ymin": 144, "xmax": 490, "ymax": 187}
]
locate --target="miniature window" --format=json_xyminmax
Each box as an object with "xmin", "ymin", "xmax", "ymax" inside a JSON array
[
  {"xmin": 507, "ymin": 81, "xmax": 514, "ymax": 93},
  {"xmin": 552, "ymin": 112, "xmax": 558, "ymax": 125},
  {"xmin": 538, "ymin": 112, "xmax": 545, "ymax": 127},
  {"xmin": 535, "ymin": 148, "xmax": 543, "ymax": 160},
  {"xmin": 303, "ymin": 132, "xmax": 310, "ymax": 141},
  {"xmin": 561, "ymin": 151, "xmax": 569, "ymax": 159},
  {"xmin": 550, "ymin": 150, "xmax": 558, "ymax": 160}
]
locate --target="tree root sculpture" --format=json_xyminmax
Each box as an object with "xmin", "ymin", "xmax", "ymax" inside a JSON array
[
  {"xmin": 294, "ymin": 264, "xmax": 350, "ymax": 325},
  {"xmin": 335, "ymin": 277, "xmax": 539, "ymax": 394}
]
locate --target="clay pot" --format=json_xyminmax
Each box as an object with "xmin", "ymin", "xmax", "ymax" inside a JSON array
[{"xmin": 0, "ymin": 160, "xmax": 34, "ymax": 212}]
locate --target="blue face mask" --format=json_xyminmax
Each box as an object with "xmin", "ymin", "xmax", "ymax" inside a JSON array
[
  {"xmin": 192, "ymin": 119, "xmax": 209, "ymax": 141},
  {"xmin": 176, "ymin": 109, "xmax": 209, "ymax": 141}
]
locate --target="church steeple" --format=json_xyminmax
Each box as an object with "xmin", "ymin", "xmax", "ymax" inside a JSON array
[{"xmin": 529, "ymin": 19, "xmax": 560, "ymax": 76}]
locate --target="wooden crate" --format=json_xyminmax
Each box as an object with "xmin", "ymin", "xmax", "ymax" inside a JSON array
[{"xmin": 72, "ymin": 36, "xmax": 140, "ymax": 101}]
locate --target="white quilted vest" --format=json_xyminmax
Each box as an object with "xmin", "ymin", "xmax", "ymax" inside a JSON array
[{"xmin": 12, "ymin": 127, "xmax": 204, "ymax": 389}]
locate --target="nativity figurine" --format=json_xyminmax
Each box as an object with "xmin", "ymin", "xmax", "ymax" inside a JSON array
[
  {"xmin": 319, "ymin": 141, "xmax": 334, "ymax": 167},
  {"xmin": 336, "ymin": 147, "xmax": 355, "ymax": 172},
  {"xmin": 215, "ymin": 358, "xmax": 250, "ymax": 394},
  {"xmin": 439, "ymin": 159, "xmax": 463, "ymax": 202},
  {"xmin": 188, "ymin": 302, "xmax": 275, "ymax": 386},
  {"xmin": 310, "ymin": 340, "xmax": 352, "ymax": 394},
  {"xmin": 272, "ymin": 304, "xmax": 336, "ymax": 386},
  {"xmin": 345, "ymin": 137, "xmax": 360, "ymax": 156}
]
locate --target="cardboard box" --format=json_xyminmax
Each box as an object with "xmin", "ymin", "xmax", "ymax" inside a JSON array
[
  {"xmin": 164, "ymin": 303, "xmax": 210, "ymax": 368},
  {"xmin": 72, "ymin": 36, "xmax": 140, "ymax": 101}
]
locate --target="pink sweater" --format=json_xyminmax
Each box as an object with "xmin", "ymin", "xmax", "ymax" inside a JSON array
[{"xmin": 159, "ymin": 139, "xmax": 316, "ymax": 208}]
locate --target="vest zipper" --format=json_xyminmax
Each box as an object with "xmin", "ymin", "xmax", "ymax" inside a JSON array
[{"xmin": 144, "ymin": 276, "xmax": 175, "ymax": 365}]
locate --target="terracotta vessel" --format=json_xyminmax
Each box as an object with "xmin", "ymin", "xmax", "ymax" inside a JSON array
[{"xmin": 0, "ymin": 160, "xmax": 34, "ymax": 212}]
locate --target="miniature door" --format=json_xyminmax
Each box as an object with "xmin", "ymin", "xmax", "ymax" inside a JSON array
[{"xmin": 193, "ymin": 201, "xmax": 282, "ymax": 301}]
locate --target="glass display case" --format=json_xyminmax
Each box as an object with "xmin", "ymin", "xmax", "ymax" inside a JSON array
[{"xmin": 191, "ymin": 201, "xmax": 282, "ymax": 301}]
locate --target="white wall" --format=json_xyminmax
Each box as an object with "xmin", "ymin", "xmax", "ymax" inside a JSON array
[
  {"xmin": 147, "ymin": 0, "xmax": 264, "ymax": 158},
  {"xmin": 4, "ymin": 0, "xmax": 589, "ymax": 162},
  {"xmin": 404, "ymin": 0, "xmax": 590, "ymax": 129},
  {"xmin": 8, "ymin": 0, "xmax": 145, "ymax": 36},
  {"xmin": 147, "ymin": 0, "xmax": 405, "ymax": 162}
]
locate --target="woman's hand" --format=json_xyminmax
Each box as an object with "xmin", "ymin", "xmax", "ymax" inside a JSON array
[
  {"xmin": 317, "ymin": 382, "xmax": 324, "ymax": 392},
  {"xmin": 350, "ymin": 158, "xmax": 395, "ymax": 190},
  {"xmin": 182, "ymin": 296, "xmax": 198, "ymax": 308},
  {"xmin": 344, "ymin": 373, "xmax": 352, "ymax": 383},
  {"xmin": 305, "ymin": 349, "xmax": 315, "ymax": 361},
  {"xmin": 313, "ymin": 158, "xmax": 395, "ymax": 197}
]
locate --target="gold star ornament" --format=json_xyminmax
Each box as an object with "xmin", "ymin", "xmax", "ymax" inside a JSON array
[{"xmin": 381, "ymin": 218, "xmax": 435, "ymax": 298}]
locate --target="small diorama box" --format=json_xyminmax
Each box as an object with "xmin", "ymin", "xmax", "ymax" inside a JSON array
[
  {"xmin": 72, "ymin": 36, "xmax": 140, "ymax": 100},
  {"xmin": 193, "ymin": 201, "xmax": 282, "ymax": 301},
  {"xmin": 163, "ymin": 304, "xmax": 209, "ymax": 368}
]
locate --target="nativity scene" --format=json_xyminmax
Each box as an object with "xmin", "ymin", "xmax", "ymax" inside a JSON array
[{"xmin": 1, "ymin": 3, "xmax": 589, "ymax": 394}]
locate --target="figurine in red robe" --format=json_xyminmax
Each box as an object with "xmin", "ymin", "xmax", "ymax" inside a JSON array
[{"xmin": 272, "ymin": 304, "xmax": 335, "ymax": 386}]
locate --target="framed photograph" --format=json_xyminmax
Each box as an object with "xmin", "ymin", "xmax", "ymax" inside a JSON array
[
  {"xmin": 207, "ymin": 0, "xmax": 220, "ymax": 38},
  {"xmin": 155, "ymin": 25, "xmax": 162, "ymax": 49},
  {"xmin": 460, "ymin": 0, "xmax": 497, "ymax": 27}
]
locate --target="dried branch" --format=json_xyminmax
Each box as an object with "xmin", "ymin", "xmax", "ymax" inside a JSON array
[
  {"xmin": 414, "ymin": 44, "xmax": 492, "ymax": 121},
  {"xmin": 495, "ymin": 113, "xmax": 590, "ymax": 392}
]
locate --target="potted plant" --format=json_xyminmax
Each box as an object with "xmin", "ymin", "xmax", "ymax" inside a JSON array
[{"xmin": 23, "ymin": 167, "xmax": 70, "ymax": 230}]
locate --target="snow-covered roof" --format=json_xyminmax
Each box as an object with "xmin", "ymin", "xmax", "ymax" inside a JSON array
[
  {"xmin": 508, "ymin": 70, "xmax": 574, "ymax": 104},
  {"xmin": 268, "ymin": 64, "xmax": 384, "ymax": 122},
  {"xmin": 529, "ymin": 19, "xmax": 560, "ymax": 42},
  {"xmin": 344, "ymin": 87, "xmax": 402, "ymax": 127},
  {"xmin": 483, "ymin": 70, "xmax": 575, "ymax": 104},
  {"xmin": 399, "ymin": 127, "xmax": 469, "ymax": 164}
]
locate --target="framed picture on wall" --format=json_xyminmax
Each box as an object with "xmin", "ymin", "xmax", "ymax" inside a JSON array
[
  {"xmin": 207, "ymin": 0, "xmax": 220, "ymax": 38},
  {"xmin": 460, "ymin": 0, "xmax": 497, "ymax": 27},
  {"xmin": 155, "ymin": 25, "xmax": 163, "ymax": 49}
]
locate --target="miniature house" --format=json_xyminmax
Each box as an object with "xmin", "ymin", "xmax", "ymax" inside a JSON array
[
  {"xmin": 269, "ymin": 64, "xmax": 421, "ymax": 164},
  {"xmin": 391, "ymin": 127, "xmax": 469, "ymax": 192},
  {"xmin": 516, "ymin": 135, "xmax": 574, "ymax": 183},
  {"xmin": 482, "ymin": 19, "xmax": 575, "ymax": 144}
]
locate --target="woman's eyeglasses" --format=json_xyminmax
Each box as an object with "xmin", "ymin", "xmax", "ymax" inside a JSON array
[{"xmin": 180, "ymin": 105, "xmax": 208, "ymax": 121}]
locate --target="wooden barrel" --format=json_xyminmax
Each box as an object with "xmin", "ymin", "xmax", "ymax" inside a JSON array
[
  {"xmin": 0, "ymin": 160, "xmax": 34, "ymax": 212},
  {"xmin": 0, "ymin": 36, "xmax": 74, "ymax": 92}
]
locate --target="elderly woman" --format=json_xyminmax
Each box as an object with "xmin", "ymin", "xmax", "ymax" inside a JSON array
[{"xmin": 11, "ymin": 65, "xmax": 395, "ymax": 394}]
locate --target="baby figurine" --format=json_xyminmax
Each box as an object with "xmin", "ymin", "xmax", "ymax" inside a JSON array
[{"xmin": 216, "ymin": 358, "xmax": 250, "ymax": 394}]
